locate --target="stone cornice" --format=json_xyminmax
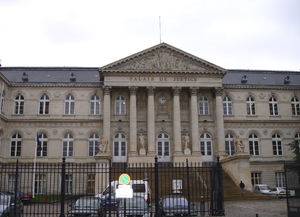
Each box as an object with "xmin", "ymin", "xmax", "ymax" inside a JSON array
[
  {"xmin": 9, "ymin": 83, "xmax": 102, "ymax": 88},
  {"xmin": 223, "ymin": 85, "xmax": 300, "ymax": 90},
  {"xmin": 102, "ymin": 70, "xmax": 225, "ymax": 77}
]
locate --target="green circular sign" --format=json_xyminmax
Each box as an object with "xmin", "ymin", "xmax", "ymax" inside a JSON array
[{"xmin": 119, "ymin": 174, "xmax": 130, "ymax": 185}]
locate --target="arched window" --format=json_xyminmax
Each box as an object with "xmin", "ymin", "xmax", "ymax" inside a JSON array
[
  {"xmin": 89, "ymin": 133, "xmax": 100, "ymax": 156},
  {"xmin": 225, "ymin": 134, "xmax": 235, "ymax": 155},
  {"xmin": 199, "ymin": 96, "xmax": 209, "ymax": 115},
  {"xmin": 249, "ymin": 134, "xmax": 259, "ymax": 155},
  {"xmin": 269, "ymin": 97, "xmax": 278, "ymax": 115},
  {"xmin": 115, "ymin": 95, "xmax": 126, "ymax": 115},
  {"xmin": 272, "ymin": 134, "xmax": 282, "ymax": 156},
  {"xmin": 62, "ymin": 133, "xmax": 74, "ymax": 157},
  {"xmin": 200, "ymin": 133, "xmax": 212, "ymax": 161},
  {"xmin": 37, "ymin": 133, "xmax": 47, "ymax": 157},
  {"xmin": 246, "ymin": 97, "xmax": 256, "ymax": 115},
  {"xmin": 64, "ymin": 95, "xmax": 75, "ymax": 115},
  {"xmin": 157, "ymin": 133, "xmax": 170, "ymax": 162},
  {"xmin": 291, "ymin": 97, "xmax": 300, "ymax": 116},
  {"xmin": 39, "ymin": 94, "xmax": 49, "ymax": 114},
  {"xmin": 90, "ymin": 95, "xmax": 100, "ymax": 115},
  {"xmin": 113, "ymin": 133, "xmax": 127, "ymax": 162},
  {"xmin": 223, "ymin": 96, "xmax": 233, "ymax": 115},
  {"xmin": 14, "ymin": 94, "xmax": 24, "ymax": 114},
  {"xmin": 11, "ymin": 133, "xmax": 22, "ymax": 156}
]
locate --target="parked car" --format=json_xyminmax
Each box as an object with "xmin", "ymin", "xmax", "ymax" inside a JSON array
[
  {"xmin": 158, "ymin": 195, "xmax": 197, "ymax": 216},
  {"xmin": 101, "ymin": 193, "xmax": 120, "ymax": 211},
  {"xmin": 253, "ymin": 184, "xmax": 272, "ymax": 194},
  {"xmin": 269, "ymin": 187, "xmax": 289, "ymax": 198},
  {"xmin": 7, "ymin": 190, "xmax": 32, "ymax": 203},
  {"xmin": 0, "ymin": 193, "xmax": 24, "ymax": 217},
  {"xmin": 68, "ymin": 196, "xmax": 104, "ymax": 217},
  {"xmin": 117, "ymin": 196, "xmax": 152, "ymax": 217}
]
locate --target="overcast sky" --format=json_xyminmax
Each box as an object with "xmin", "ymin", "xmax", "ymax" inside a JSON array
[{"xmin": 0, "ymin": 0, "xmax": 299, "ymax": 71}]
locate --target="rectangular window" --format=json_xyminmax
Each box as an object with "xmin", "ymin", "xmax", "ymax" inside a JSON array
[
  {"xmin": 63, "ymin": 141, "xmax": 73, "ymax": 157},
  {"xmin": 11, "ymin": 141, "xmax": 21, "ymax": 156},
  {"xmin": 65, "ymin": 174, "xmax": 73, "ymax": 194},
  {"xmin": 249, "ymin": 140, "xmax": 259, "ymax": 155},
  {"xmin": 8, "ymin": 174, "xmax": 19, "ymax": 191},
  {"xmin": 251, "ymin": 173, "xmax": 262, "ymax": 185},
  {"xmin": 87, "ymin": 174, "xmax": 95, "ymax": 194},
  {"xmin": 35, "ymin": 174, "xmax": 46, "ymax": 194},
  {"xmin": 275, "ymin": 172, "xmax": 285, "ymax": 187}
]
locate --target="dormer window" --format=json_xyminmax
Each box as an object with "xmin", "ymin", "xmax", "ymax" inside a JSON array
[
  {"xmin": 22, "ymin": 72, "xmax": 28, "ymax": 81},
  {"xmin": 241, "ymin": 75, "xmax": 248, "ymax": 83},
  {"xmin": 284, "ymin": 75, "xmax": 290, "ymax": 84},
  {"xmin": 70, "ymin": 72, "xmax": 76, "ymax": 81}
]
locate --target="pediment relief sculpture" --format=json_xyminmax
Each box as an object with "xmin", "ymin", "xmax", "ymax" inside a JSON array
[{"xmin": 101, "ymin": 43, "xmax": 226, "ymax": 74}]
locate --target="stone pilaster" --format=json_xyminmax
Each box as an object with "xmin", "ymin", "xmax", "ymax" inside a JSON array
[
  {"xmin": 189, "ymin": 87, "xmax": 201, "ymax": 155},
  {"xmin": 172, "ymin": 87, "xmax": 182, "ymax": 155},
  {"xmin": 146, "ymin": 86, "xmax": 156, "ymax": 155},
  {"xmin": 129, "ymin": 86, "xmax": 138, "ymax": 155}
]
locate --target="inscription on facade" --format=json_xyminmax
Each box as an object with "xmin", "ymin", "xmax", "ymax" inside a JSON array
[{"xmin": 130, "ymin": 77, "xmax": 197, "ymax": 82}]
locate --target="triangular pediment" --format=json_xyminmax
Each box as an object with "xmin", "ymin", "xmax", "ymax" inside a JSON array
[{"xmin": 100, "ymin": 43, "xmax": 227, "ymax": 76}]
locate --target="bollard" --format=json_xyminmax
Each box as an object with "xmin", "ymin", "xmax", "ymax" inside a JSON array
[{"xmin": 200, "ymin": 196, "xmax": 205, "ymax": 217}]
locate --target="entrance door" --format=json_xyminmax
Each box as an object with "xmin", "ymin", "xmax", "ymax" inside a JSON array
[
  {"xmin": 200, "ymin": 133, "xmax": 213, "ymax": 162},
  {"xmin": 157, "ymin": 133, "xmax": 170, "ymax": 162},
  {"xmin": 113, "ymin": 133, "xmax": 127, "ymax": 162}
]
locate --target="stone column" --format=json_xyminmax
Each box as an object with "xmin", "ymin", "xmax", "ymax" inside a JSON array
[
  {"xmin": 189, "ymin": 87, "xmax": 200, "ymax": 155},
  {"xmin": 146, "ymin": 86, "xmax": 156, "ymax": 155},
  {"xmin": 214, "ymin": 87, "xmax": 227, "ymax": 159},
  {"xmin": 172, "ymin": 87, "xmax": 182, "ymax": 155},
  {"xmin": 103, "ymin": 86, "xmax": 112, "ymax": 151},
  {"xmin": 129, "ymin": 86, "xmax": 138, "ymax": 156}
]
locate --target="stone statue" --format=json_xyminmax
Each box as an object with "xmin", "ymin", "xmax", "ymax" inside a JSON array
[
  {"xmin": 182, "ymin": 133, "xmax": 190, "ymax": 149},
  {"xmin": 138, "ymin": 133, "xmax": 146, "ymax": 155},
  {"xmin": 182, "ymin": 133, "xmax": 191, "ymax": 155},
  {"xmin": 138, "ymin": 134, "xmax": 145, "ymax": 149},
  {"xmin": 233, "ymin": 136, "xmax": 245, "ymax": 153},
  {"xmin": 98, "ymin": 137, "xmax": 109, "ymax": 154}
]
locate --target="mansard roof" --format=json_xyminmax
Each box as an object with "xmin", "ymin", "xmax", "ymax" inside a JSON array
[
  {"xmin": 100, "ymin": 43, "xmax": 227, "ymax": 77},
  {"xmin": 224, "ymin": 69, "xmax": 300, "ymax": 87},
  {"xmin": 0, "ymin": 67, "xmax": 100, "ymax": 84}
]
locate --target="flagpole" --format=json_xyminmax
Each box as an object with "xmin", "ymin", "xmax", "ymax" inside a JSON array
[{"xmin": 32, "ymin": 132, "xmax": 38, "ymax": 199}]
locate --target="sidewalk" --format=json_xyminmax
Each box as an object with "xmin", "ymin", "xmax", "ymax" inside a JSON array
[{"xmin": 224, "ymin": 199, "xmax": 287, "ymax": 217}]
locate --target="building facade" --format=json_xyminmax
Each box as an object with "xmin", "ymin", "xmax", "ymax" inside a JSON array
[{"xmin": 0, "ymin": 43, "xmax": 299, "ymax": 190}]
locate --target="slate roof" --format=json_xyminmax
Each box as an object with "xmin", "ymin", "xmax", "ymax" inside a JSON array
[
  {"xmin": 0, "ymin": 67, "xmax": 299, "ymax": 87},
  {"xmin": 0, "ymin": 67, "xmax": 101, "ymax": 84},
  {"xmin": 224, "ymin": 69, "xmax": 300, "ymax": 87}
]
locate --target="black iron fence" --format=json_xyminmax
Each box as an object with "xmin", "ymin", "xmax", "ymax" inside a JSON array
[
  {"xmin": 284, "ymin": 163, "xmax": 300, "ymax": 217},
  {"xmin": 0, "ymin": 157, "xmax": 224, "ymax": 216}
]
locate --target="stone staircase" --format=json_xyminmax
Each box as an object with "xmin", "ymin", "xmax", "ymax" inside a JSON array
[{"xmin": 222, "ymin": 170, "xmax": 276, "ymax": 201}]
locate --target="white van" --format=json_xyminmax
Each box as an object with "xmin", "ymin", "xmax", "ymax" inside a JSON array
[
  {"xmin": 253, "ymin": 184, "xmax": 272, "ymax": 194},
  {"xmin": 96, "ymin": 179, "xmax": 151, "ymax": 203}
]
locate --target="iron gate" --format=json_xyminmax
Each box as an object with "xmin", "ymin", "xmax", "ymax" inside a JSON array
[
  {"xmin": 0, "ymin": 157, "xmax": 224, "ymax": 216},
  {"xmin": 284, "ymin": 163, "xmax": 300, "ymax": 217}
]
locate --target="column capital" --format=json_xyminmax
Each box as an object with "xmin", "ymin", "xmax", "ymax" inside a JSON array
[
  {"xmin": 214, "ymin": 87, "xmax": 224, "ymax": 96},
  {"xmin": 146, "ymin": 86, "xmax": 156, "ymax": 96},
  {"xmin": 189, "ymin": 87, "xmax": 199, "ymax": 96},
  {"xmin": 172, "ymin": 86, "xmax": 181, "ymax": 96},
  {"xmin": 129, "ymin": 86, "xmax": 138, "ymax": 95},
  {"xmin": 103, "ymin": 86, "xmax": 112, "ymax": 95}
]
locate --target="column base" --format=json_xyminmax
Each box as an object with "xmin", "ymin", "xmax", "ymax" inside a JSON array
[{"xmin": 128, "ymin": 151, "xmax": 138, "ymax": 156}]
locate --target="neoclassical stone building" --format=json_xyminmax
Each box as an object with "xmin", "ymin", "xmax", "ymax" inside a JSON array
[{"xmin": 0, "ymin": 43, "xmax": 299, "ymax": 190}]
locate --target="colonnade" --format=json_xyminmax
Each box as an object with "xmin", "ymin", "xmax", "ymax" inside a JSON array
[{"xmin": 102, "ymin": 85, "xmax": 226, "ymax": 162}]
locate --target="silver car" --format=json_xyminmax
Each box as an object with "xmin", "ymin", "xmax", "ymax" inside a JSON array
[{"xmin": 0, "ymin": 193, "xmax": 24, "ymax": 217}]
